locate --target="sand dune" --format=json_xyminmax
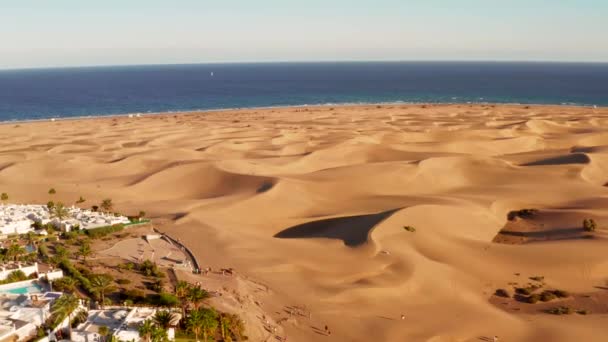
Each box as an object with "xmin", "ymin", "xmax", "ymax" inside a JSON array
[{"xmin": 2, "ymin": 104, "xmax": 608, "ymax": 341}]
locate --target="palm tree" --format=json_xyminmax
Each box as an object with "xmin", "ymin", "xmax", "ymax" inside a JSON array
[
  {"xmin": 151, "ymin": 326, "xmax": 169, "ymax": 342},
  {"xmin": 98, "ymin": 325, "xmax": 109, "ymax": 342},
  {"xmin": 219, "ymin": 313, "xmax": 231, "ymax": 342},
  {"xmin": 100, "ymin": 198, "xmax": 113, "ymax": 213},
  {"xmin": 225, "ymin": 313, "xmax": 245, "ymax": 341},
  {"xmin": 25, "ymin": 232, "xmax": 37, "ymax": 248},
  {"xmin": 138, "ymin": 319, "xmax": 155, "ymax": 342},
  {"xmin": 187, "ymin": 308, "xmax": 219, "ymax": 342},
  {"xmin": 219, "ymin": 313, "xmax": 244, "ymax": 342},
  {"xmin": 152, "ymin": 310, "xmax": 176, "ymax": 329},
  {"xmin": 52, "ymin": 294, "xmax": 81, "ymax": 339},
  {"xmin": 175, "ymin": 281, "xmax": 190, "ymax": 317},
  {"xmin": 78, "ymin": 242, "xmax": 92, "ymax": 264},
  {"xmin": 90, "ymin": 274, "xmax": 116, "ymax": 308},
  {"xmin": 55, "ymin": 245, "xmax": 69, "ymax": 259},
  {"xmin": 186, "ymin": 309, "xmax": 205, "ymax": 342},
  {"xmin": 7, "ymin": 243, "xmax": 25, "ymax": 262},
  {"xmin": 51, "ymin": 202, "xmax": 70, "ymax": 221},
  {"xmin": 200, "ymin": 308, "xmax": 218, "ymax": 342},
  {"xmin": 56, "ymin": 276, "xmax": 79, "ymax": 294},
  {"xmin": 187, "ymin": 286, "xmax": 209, "ymax": 310}
]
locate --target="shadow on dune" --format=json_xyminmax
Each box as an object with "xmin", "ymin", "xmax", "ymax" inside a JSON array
[
  {"xmin": 274, "ymin": 208, "xmax": 400, "ymax": 247},
  {"xmin": 520, "ymin": 153, "xmax": 590, "ymax": 166},
  {"xmin": 498, "ymin": 227, "xmax": 590, "ymax": 239}
]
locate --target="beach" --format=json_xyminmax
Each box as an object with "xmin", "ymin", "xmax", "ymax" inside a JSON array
[{"xmin": 2, "ymin": 103, "xmax": 608, "ymax": 341}]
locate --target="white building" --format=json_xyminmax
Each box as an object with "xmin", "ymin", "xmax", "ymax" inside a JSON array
[
  {"xmin": 0, "ymin": 263, "xmax": 38, "ymax": 281},
  {"xmin": 72, "ymin": 307, "xmax": 178, "ymax": 342},
  {"xmin": 0, "ymin": 292, "xmax": 63, "ymax": 341},
  {"xmin": 0, "ymin": 204, "xmax": 131, "ymax": 236}
]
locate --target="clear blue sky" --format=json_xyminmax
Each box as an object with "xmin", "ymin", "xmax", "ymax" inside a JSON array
[{"xmin": 1, "ymin": 0, "xmax": 607, "ymax": 69}]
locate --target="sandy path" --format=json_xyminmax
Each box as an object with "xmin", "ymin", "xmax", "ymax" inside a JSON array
[{"xmin": 2, "ymin": 104, "xmax": 608, "ymax": 341}]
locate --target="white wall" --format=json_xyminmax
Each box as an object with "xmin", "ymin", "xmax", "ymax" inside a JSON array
[{"xmin": 0, "ymin": 263, "xmax": 38, "ymax": 281}]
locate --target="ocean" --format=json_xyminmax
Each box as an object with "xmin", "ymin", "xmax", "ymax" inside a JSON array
[{"xmin": 0, "ymin": 61, "xmax": 607, "ymax": 122}]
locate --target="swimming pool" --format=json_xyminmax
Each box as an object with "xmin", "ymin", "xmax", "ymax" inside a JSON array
[{"xmin": 0, "ymin": 282, "xmax": 44, "ymax": 295}]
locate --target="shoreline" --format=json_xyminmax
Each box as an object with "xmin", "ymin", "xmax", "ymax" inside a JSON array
[{"xmin": 1, "ymin": 101, "xmax": 604, "ymax": 126}]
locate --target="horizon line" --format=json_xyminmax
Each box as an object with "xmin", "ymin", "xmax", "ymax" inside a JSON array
[{"xmin": 2, "ymin": 58, "xmax": 608, "ymax": 72}]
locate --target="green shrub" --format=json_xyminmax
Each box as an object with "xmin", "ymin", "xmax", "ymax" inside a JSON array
[
  {"xmin": 6, "ymin": 270, "xmax": 27, "ymax": 283},
  {"xmin": 38, "ymin": 244, "xmax": 49, "ymax": 260},
  {"xmin": 155, "ymin": 292, "xmax": 180, "ymax": 307},
  {"xmin": 63, "ymin": 231, "xmax": 79, "ymax": 240},
  {"xmin": 59, "ymin": 259, "xmax": 91, "ymax": 293},
  {"xmin": 540, "ymin": 291, "xmax": 557, "ymax": 302},
  {"xmin": 515, "ymin": 286, "xmax": 540, "ymax": 296},
  {"xmin": 139, "ymin": 260, "xmax": 164, "ymax": 278},
  {"xmin": 583, "ymin": 218, "xmax": 597, "ymax": 232},
  {"xmin": 85, "ymin": 224, "xmax": 124, "ymax": 239},
  {"xmin": 547, "ymin": 306, "xmax": 573, "ymax": 315},
  {"xmin": 123, "ymin": 289, "xmax": 145, "ymax": 302}
]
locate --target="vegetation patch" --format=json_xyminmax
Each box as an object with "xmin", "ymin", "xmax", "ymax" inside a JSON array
[
  {"xmin": 403, "ymin": 226, "xmax": 416, "ymax": 232},
  {"xmin": 507, "ymin": 208, "xmax": 539, "ymax": 221},
  {"xmin": 583, "ymin": 218, "xmax": 597, "ymax": 232},
  {"xmin": 540, "ymin": 291, "xmax": 557, "ymax": 302},
  {"xmin": 546, "ymin": 306, "xmax": 573, "ymax": 315},
  {"xmin": 515, "ymin": 285, "xmax": 542, "ymax": 296},
  {"xmin": 84, "ymin": 224, "xmax": 125, "ymax": 239},
  {"xmin": 495, "ymin": 289, "xmax": 510, "ymax": 298}
]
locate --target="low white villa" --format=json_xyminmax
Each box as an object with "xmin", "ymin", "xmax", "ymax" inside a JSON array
[
  {"xmin": 0, "ymin": 204, "xmax": 131, "ymax": 236},
  {"xmin": 0, "ymin": 292, "xmax": 68, "ymax": 341},
  {"xmin": 72, "ymin": 307, "xmax": 178, "ymax": 342}
]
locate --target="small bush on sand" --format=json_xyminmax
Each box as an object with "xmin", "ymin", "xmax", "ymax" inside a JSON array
[
  {"xmin": 540, "ymin": 291, "xmax": 557, "ymax": 302},
  {"xmin": 583, "ymin": 218, "xmax": 597, "ymax": 232},
  {"xmin": 507, "ymin": 209, "xmax": 539, "ymax": 221},
  {"xmin": 529, "ymin": 276, "xmax": 544, "ymax": 282},
  {"xmin": 123, "ymin": 289, "xmax": 145, "ymax": 302},
  {"xmin": 495, "ymin": 289, "xmax": 510, "ymax": 298},
  {"xmin": 403, "ymin": 226, "xmax": 416, "ymax": 233},
  {"xmin": 552, "ymin": 289, "xmax": 569, "ymax": 298},
  {"xmin": 576, "ymin": 309, "xmax": 589, "ymax": 315},
  {"xmin": 527, "ymin": 294, "xmax": 541, "ymax": 304},
  {"xmin": 515, "ymin": 285, "xmax": 541, "ymax": 296},
  {"xmin": 116, "ymin": 278, "xmax": 131, "ymax": 285},
  {"xmin": 547, "ymin": 306, "xmax": 573, "ymax": 315}
]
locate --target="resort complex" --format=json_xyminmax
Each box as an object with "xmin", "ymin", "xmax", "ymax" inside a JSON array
[
  {"xmin": 0, "ymin": 204, "xmax": 131, "ymax": 236},
  {"xmin": 0, "ymin": 197, "xmax": 247, "ymax": 342}
]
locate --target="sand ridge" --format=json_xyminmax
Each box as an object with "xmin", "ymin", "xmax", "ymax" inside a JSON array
[{"xmin": 2, "ymin": 104, "xmax": 608, "ymax": 341}]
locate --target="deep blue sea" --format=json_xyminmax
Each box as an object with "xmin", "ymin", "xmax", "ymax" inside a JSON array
[{"xmin": 0, "ymin": 62, "xmax": 607, "ymax": 121}]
